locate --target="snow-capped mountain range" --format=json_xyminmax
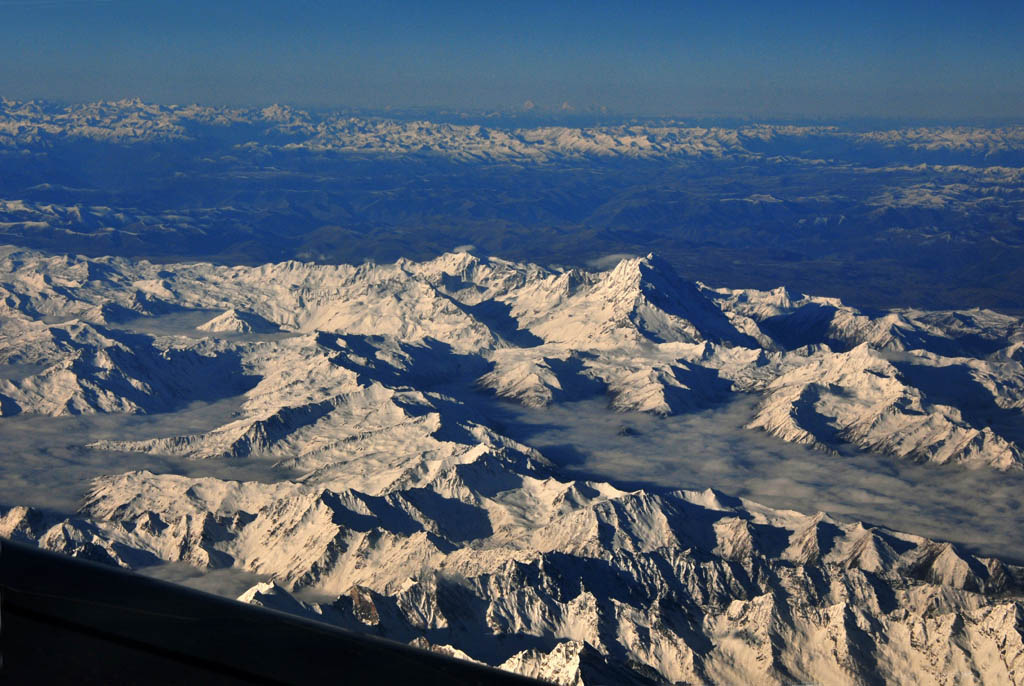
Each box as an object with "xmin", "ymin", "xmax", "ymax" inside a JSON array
[
  {"xmin": 3, "ymin": 98, "xmax": 1024, "ymax": 162},
  {"xmin": 2, "ymin": 246, "xmax": 1024, "ymax": 684}
]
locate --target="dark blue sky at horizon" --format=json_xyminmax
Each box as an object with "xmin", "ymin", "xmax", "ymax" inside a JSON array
[{"xmin": 1, "ymin": 0, "xmax": 1021, "ymax": 120}]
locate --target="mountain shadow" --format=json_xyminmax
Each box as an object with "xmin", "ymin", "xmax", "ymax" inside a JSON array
[{"xmin": 893, "ymin": 361, "xmax": 1024, "ymax": 446}]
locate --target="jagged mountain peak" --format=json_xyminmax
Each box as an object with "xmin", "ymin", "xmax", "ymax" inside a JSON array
[
  {"xmin": 586, "ymin": 252, "xmax": 757, "ymax": 347},
  {"xmin": 598, "ymin": 252, "xmax": 696, "ymax": 308},
  {"xmin": 197, "ymin": 308, "xmax": 281, "ymax": 334},
  {"xmin": 602, "ymin": 251, "xmax": 678, "ymax": 286},
  {"xmin": 425, "ymin": 250, "xmax": 483, "ymax": 273}
]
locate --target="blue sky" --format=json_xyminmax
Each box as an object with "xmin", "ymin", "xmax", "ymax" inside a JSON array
[{"xmin": 1, "ymin": 0, "xmax": 1021, "ymax": 119}]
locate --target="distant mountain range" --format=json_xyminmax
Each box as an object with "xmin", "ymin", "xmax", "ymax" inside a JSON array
[
  {"xmin": 1, "ymin": 98, "xmax": 1023, "ymax": 315},
  {"xmin": 4, "ymin": 98, "xmax": 1024, "ymax": 161}
]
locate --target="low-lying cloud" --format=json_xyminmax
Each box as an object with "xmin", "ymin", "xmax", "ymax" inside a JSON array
[
  {"xmin": 586, "ymin": 253, "xmax": 638, "ymax": 270},
  {"xmin": 495, "ymin": 395, "xmax": 1024, "ymax": 564},
  {"xmin": 4, "ymin": 384, "xmax": 1022, "ymax": 566},
  {"xmin": 0, "ymin": 395, "xmax": 288, "ymax": 514}
]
